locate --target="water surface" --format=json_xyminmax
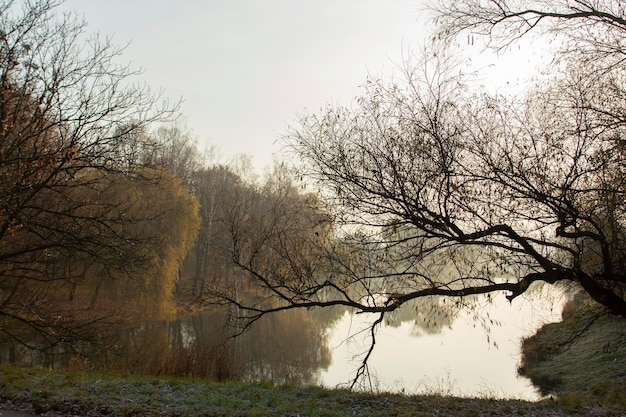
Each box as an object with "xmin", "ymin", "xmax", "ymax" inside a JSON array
[
  {"xmin": 0, "ymin": 287, "xmax": 565, "ymax": 400},
  {"xmin": 320, "ymin": 290, "xmax": 564, "ymax": 399}
]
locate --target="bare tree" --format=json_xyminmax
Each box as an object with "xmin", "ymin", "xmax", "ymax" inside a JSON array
[
  {"xmin": 144, "ymin": 122, "xmax": 205, "ymax": 188},
  {"xmin": 284, "ymin": 54, "xmax": 625, "ymax": 314},
  {"xmin": 430, "ymin": 0, "xmax": 626, "ymax": 312},
  {"xmin": 184, "ymin": 165, "xmax": 244, "ymax": 297},
  {"xmin": 199, "ymin": 162, "xmax": 333, "ymax": 310},
  {"xmin": 0, "ymin": 0, "xmax": 181, "ymax": 348},
  {"xmin": 206, "ymin": 1, "xmax": 626, "ymax": 387},
  {"xmin": 433, "ymin": 0, "xmax": 626, "ymax": 54}
]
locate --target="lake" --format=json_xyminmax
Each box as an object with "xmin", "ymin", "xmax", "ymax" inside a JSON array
[
  {"xmin": 0, "ymin": 285, "xmax": 565, "ymax": 400},
  {"xmin": 319, "ymin": 289, "xmax": 564, "ymax": 399}
]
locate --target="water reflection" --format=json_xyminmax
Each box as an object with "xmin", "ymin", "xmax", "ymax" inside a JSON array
[
  {"xmin": 0, "ymin": 286, "xmax": 565, "ymax": 399},
  {"xmin": 321, "ymin": 289, "xmax": 565, "ymax": 399},
  {"xmin": 0, "ymin": 306, "xmax": 332, "ymax": 387},
  {"xmin": 385, "ymin": 297, "xmax": 459, "ymax": 336}
]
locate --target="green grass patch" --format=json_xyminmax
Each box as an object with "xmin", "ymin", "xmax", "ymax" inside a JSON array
[{"xmin": 0, "ymin": 365, "xmax": 622, "ymax": 416}]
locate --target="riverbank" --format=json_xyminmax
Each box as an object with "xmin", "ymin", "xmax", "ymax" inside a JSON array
[
  {"xmin": 519, "ymin": 293, "xmax": 626, "ymax": 408},
  {"xmin": 0, "ymin": 366, "xmax": 622, "ymax": 417}
]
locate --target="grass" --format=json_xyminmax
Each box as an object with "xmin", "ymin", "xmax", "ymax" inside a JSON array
[
  {"xmin": 0, "ymin": 366, "xmax": 623, "ymax": 416},
  {"xmin": 519, "ymin": 293, "xmax": 626, "ymax": 409}
]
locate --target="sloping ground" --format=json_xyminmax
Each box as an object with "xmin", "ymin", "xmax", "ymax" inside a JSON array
[
  {"xmin": 519, "ymin": 294, "xmax": 626, "ymax": 408},
  {"xmin": 0, "ymin": 366, "xmax": 622, "ymax": 417}
]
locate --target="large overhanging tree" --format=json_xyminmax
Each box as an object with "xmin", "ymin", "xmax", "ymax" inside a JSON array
[
  {"xmin": 211, "ymin": 0, "xmax": 626, "ymax": 384},
  {"xmin": 428, "ymin": 0, "xmax": 626, "ymax": 315}
]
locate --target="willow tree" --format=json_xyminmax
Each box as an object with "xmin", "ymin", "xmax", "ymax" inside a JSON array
[
  {"xmin": 0, "ymin": 0, "xmax": 184, "ymax": 348},
  {"xmin": 77, "ymin": 168, "xmax": 200, "ymax": 318}
]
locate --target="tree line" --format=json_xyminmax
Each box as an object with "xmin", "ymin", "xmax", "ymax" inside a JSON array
[{"xmin": 0, "ymin": 0, "xmax": 331, "ymax": 352}]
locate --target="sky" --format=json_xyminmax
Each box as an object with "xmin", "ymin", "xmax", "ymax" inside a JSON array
[{"xmin": 59, "ymin": 1, "xmax": 541, "ymax": 171}]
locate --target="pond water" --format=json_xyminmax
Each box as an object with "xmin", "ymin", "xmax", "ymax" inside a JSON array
[
  {"xmin": 0, "ymin": 286, "xmax": 566, "ymax": 400},
  {"xmin": 319, "ymin": 290, "xmax": 564, "ymax": 399}
]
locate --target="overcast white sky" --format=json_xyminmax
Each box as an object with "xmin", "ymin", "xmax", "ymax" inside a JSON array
[{"xmin": 60, "ymin": 1, "xmax": 540, "ymax": 171}]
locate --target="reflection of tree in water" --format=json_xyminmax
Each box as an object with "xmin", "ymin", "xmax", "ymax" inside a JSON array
[
  {"xmin": 384, "ymin": 294, "xmax": 503, "ymax": 337},
  {"xmin": 0, "ymin": 306, "xmax": 333, "ymax": 387},
  {"xmin": 310, "ymin": 305, "xmax": 351, "ymax": 330},
  {"xmin": 240, "ymin": 308, "xmax": 331, "ymax": 386},
  {"xmin": 110, "ymin": 307, "xmax": 332, "ymax": 386},
  {"xmin": 384, "ymin": 297, "xmax": 458, "ymax": 336}
]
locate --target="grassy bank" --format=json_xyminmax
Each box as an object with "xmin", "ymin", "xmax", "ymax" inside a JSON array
[
  {"xmin": 0, "ymin": 366, "xmax": 623, "ymax": 417},
  {"xmin": 519, "ymin": 293, "xmax": 626, "ymax": 408}
]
